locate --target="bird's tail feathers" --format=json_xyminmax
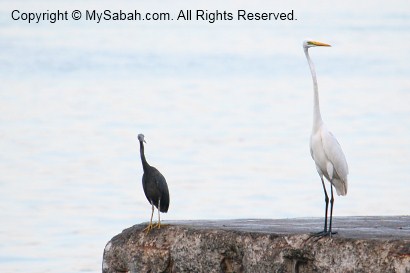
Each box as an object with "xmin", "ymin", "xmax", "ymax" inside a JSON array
[
  {"xmin": 159, "ymin": 194, "xmax": 169, "ymax": 213},
  {"xmin": 332, "ymin": 178, "xmax": 348, "ymax": 196}
]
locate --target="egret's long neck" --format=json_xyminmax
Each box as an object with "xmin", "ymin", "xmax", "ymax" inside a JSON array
[
  {"xmin": 139, "ymin": 141, "xmax": 149, "ymax": 171},
  {"xmin": 304, "ymin": 47, "xmax": 323, "ymax": 131}
]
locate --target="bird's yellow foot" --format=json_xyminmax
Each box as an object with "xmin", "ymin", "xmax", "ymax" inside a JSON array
[
  {"xmin": 143, "ymin": 223, "xmax": 153, "ymax": 234},
  {"xmin": 153, "ymin": 222, "xmax": 161, "ymax": 229}
]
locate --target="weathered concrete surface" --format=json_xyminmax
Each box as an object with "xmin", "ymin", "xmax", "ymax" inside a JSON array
[{"xmin": 103, "ymin": 216, "xmax": 410, "ymax": 273}]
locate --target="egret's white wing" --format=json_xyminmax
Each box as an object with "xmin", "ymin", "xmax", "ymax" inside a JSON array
[{"xmin": 321, "ymin": 127, "xmax": 349, "ymax": 182}]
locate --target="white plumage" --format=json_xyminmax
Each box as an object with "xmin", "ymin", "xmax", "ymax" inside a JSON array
[{"xmin": 310, "ymin": 123, "xmax": 348, "ymax": 196}]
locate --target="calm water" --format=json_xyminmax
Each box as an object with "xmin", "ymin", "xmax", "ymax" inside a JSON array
[{"xmin": 1, "ymin": 0, "xmax": 410, "ymax": 272}]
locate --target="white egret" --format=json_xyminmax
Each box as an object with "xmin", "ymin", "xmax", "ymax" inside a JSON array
[{"xmin": 303, "ymin": 40, "xmax": 349, "ymax": 236}]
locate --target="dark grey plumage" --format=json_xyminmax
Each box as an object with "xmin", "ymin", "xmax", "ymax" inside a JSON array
[{"xmin": 138, "ymin": 134, "xmax": 169, "ymax": 231}]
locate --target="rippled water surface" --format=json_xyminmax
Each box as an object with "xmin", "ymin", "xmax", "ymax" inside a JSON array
[{"xmin": 1, "ymin": 0, "xmax": 409, "ymax": 272}]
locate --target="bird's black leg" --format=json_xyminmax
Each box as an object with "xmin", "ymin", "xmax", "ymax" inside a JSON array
[
  {"xmin": 328, "ymin": 184, "xmax": 337, "ymax": 237},
  {"xmin": 320, "ymin": 177, "xmax": 329, "ymax": 233},
  {"xmin": 322, "ymin": 177, "xmax": 329, "ymax": 233},
  {"xmin": 312, "ymin": 177, "xmax": 329, "ymax": 236}
]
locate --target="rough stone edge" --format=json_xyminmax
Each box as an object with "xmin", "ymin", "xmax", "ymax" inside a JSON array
[{"xmin": 103, "ymin": 223, "xmax": 410, "ymax": 273}]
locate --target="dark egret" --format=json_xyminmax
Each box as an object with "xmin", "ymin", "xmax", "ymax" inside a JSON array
[
  {"xmin": 303, "ymin": 40, "xmax": 349, "ymax": 236},
  {"xmin": 138, "ymin": 133, "xmax": 170, "ymax": 233}
]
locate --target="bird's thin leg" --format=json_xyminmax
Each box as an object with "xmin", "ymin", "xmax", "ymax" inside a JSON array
[
  {"xmin": 321, "ymin": 177, "xmax": 329, "ymax": 233},
  {"xmin": 328, "ymin": 184, "xmax": 337, "ymax": 236},
  {"xmin": 143, "ymin": 203, "xmax": 155, "ymax": 233},
  {"xmin": 154, "ymin": 200, "xmax": 161, "ymax": 229},
  {"xmin": 157, "ymin": 201, "xmax": 161, "ymax": 229},
  {"xmin": 312, "ymin": 177, "xmax": 329, "ymax": 237}
]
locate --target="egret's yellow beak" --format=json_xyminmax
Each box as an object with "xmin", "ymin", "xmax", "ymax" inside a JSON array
[{"xmin": 308, "ymin": 41, "xmax": 331, "ymax": 47}]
